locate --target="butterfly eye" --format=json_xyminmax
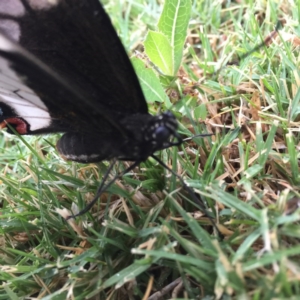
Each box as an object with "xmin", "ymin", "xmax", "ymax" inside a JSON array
[{"xmin": 153, "ymin": 125, "xmax": 171, "ymax": 144}]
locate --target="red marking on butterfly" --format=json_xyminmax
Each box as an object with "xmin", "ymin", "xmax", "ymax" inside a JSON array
[{"xmin": 0, "ymin": 117, "xmax": 28, "ymax": 134}]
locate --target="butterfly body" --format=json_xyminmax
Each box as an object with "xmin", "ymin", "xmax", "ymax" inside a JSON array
[{"xmin": 0, "ymin": 0, "xmax": 179, "ymax": 163}]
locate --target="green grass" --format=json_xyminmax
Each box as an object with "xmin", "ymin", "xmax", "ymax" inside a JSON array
[{"xmin": 1, "ymin": 0, "xmax": 300, "ymax": 299}]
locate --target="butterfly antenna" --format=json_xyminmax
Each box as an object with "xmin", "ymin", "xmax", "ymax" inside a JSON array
[
  {"xmin": 66, "ymin": 159, "xmax": 141, "ymax": 219},
  {"xmin": 151, "ymin": 154, "xmax": 221, "ymax": 237},
  {"xmin": 182, "ymin": 133, "xmax": 213, "ymax": 142}
]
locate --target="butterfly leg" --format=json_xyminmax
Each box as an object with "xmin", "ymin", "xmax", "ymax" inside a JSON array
[{"xmin": 67, "ymin": 159, "xmax": 141, "ymax": 219}]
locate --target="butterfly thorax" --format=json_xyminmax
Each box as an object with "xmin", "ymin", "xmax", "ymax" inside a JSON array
[{"xmin": 119, "ymin": 111, "xmax": 179, "ymax": 160}]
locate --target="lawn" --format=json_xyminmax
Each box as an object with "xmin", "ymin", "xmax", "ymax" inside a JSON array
[{"xmin": 0, "ymin": 0, "xmax": 300, "ymax": 299}]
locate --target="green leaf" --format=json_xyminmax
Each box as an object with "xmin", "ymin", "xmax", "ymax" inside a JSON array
[
  {"xmin": 157, "ymin": 0, "xmax": 191, "ymax": 74},
  {"xmin": 144, "ymin": 31, "xmax": 173, "ymax": 75},
  {"xmin": 131, "ymin": 57, "xmax": 171, "ymax": 107}
]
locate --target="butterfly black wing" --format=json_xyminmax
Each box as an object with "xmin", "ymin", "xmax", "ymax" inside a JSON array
[
  {"xmin": 0, "ymin": 0, "xmax": 178, "ymax": 163},
  {"xmin": 23, "ymin": 0, "xmax": 147, "ymax": 113},
  {"xmin": 0, "ymin": 0, "xmax": 147, "ymax": 127}
]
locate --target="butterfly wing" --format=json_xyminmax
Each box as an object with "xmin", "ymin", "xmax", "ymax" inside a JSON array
[
  {"xmin": 0, "ymin": 0, "xmax": 148, "ymax": 131},
  {"xmin": 0, "ymin": 0, "xmax": 148, "ymax": 115},
  {"xmin": 0, "ymin": 33, "xmax": 125, "ymax": 136},
  {"xmin": 0, "ymin": 0, "xmax": 155, "ymax": 162}
]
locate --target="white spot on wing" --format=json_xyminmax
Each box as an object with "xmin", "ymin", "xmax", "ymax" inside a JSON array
[
  {"xmin": 0, "ymin": 51, "xmax": 51, "ymax": 131},
  {"xmin": 28, "ymin": 0, "xmax": 59, "ymax": 10},
  {"xmin": 0, "ymin": 33, "xmax": 17, "ymax": 51},
  {"xmin": 0, "ymin": 93, "xmax": 51, "ymax": 130},
  {"xmin": 0, "ymin": 1, "xmax": 60, "ymax": 42},
  {"xmin": 63, "ymin": 154, "xmax": 100, "ymax": 162},
  {"xmin": 0, "ymin": 0, "xmax": 25, "ymax": 41},
  {"xmin": 0, "ymin": 1, "xmax": 25, "ymax": 16}
]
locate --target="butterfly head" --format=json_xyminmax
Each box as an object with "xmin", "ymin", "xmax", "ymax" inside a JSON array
[{"xmin": 145, "ymin": 111, "xmax": 180, "ymax": 151}]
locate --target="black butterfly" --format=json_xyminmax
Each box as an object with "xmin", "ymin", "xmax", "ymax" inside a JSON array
[{"xmin": 0, "ymin": 0, "xmax": 209, "ymax": 218}]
